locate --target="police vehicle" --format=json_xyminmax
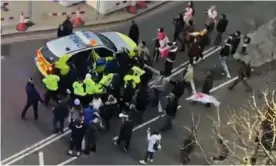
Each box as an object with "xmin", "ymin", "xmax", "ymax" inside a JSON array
[{"xmin": 35, "ymin": 30, "xmax": 137, "ymax": 77}]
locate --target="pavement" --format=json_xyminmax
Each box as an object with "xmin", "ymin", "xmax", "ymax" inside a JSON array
[
  {"xmin": 1, "ymin": 1, "xmax": 166, "ymax": 36},
  {"xmin": 1, "ymin": 1, "xmax": 276, "ymax": 165}
]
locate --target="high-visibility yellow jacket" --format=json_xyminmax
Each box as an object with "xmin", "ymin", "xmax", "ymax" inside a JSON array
[
  {"xmin": 72, "ymin": 81, "xmax": 86, "ymax": 96},
  {"xmin": 42, "ymin": 74, "xmax": 60, "ymax": 91},
  {"xmin": 83, "ymin": 77, "xmax": 96, "ymax": 95}
]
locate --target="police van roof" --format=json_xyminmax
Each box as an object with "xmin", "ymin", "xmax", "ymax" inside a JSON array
[{"xmin": 46, "ymin": 31, "xmax": 104, "ymax": 57}]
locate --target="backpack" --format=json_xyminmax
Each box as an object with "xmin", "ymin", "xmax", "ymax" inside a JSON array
[{"xmin": 153, "ymin": 140, "xmax": 161, "ymax": 151}]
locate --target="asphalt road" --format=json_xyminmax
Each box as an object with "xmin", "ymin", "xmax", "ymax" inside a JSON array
[{"xmin": 1, "ymin": 1, "xmax": 276, "ymax": 165}]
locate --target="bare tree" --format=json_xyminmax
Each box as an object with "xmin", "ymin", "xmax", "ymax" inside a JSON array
[{"xmin": 184, "ymin": 90, "xmax": 276, "ymax": 165}]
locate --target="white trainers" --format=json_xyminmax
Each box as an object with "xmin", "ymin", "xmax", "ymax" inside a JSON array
[
  {"xmin": 139, "ymin": 160, "xmax": 147, "ymax": 165},
  {"xmin": 226, "ymin": 74, "xmax": 231, "ymax": 78},
  {"xmin": 67, "ymin": 150, "xmax": 73, "ymax": 155},
  {"xmin": 149, "ymin": 159, "xmax": 154, "ymax": 163}
]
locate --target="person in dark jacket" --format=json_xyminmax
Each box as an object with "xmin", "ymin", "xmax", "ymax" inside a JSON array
[
  {"xmin": 241, "ymin": 35, "xmax": 251, "ymax": 55},
  {"xmin": 228, "ymin": 61, "xmax": 252, "ymax": 92},
  {"xmin": 114, "ymin": 114, "xmax": 135, "ymax": 152},
  {"xmin": 173, "ymin": 13, "xmax": 185, "ymax": 51},
  {"xmin": 164, "ymin": 44, "xmax": 178, "ymax": 76},
  {"xmin": 170, "ymin": 79, "xmax": 185, "ymax": 101},
  {"xmin": 21, "ymin": 78, "xmax": 43, "ymax": 120},
  {"xmin": 183, "ymin": 20, "xmax": 195, "ymax": 49},
  {"xmin": 201, "ymin": 70, "xmax": 213, "ymax": 107},
  {"xmin": 52, "ymin": 89, "xmax": 71, "ymax": 133},
  {"xmin": 188, "ymin": 37, "xmax": 201, "ymax": 65},
  {"xmin": 62, "ymin": 16, "xmax": 73, "ymax": 36},
  {"xmin": 160, "ymin": 93, "xmax": 179, "ymax": 132},
  {"xmin": 219, "ymin": 38, "xmax": 232, "ymax": 78},
  {"xmin": 100, "ymin": 95, "xmax": 118, "ymax": 130},
  {"xmin": 231, "ymin": 31, "xmax": 241, "ymax": 55},
  {"xmin": 68, "ymin": 119, "xmax": 86, "ymax": 157},
  {"xmin": 135, "ymin": 85, "xmax": 149, "ymax": 124},
  {"xmin": 214, "ymin": 14, "xmax": 228, "ymax": 46},
  {"xmin": 128, "ymin": 20, "xmax": 140, "ymax": 44},
  {"xmin": 57, "ymin": 24, "xmax": 66, "ymax": 38}
]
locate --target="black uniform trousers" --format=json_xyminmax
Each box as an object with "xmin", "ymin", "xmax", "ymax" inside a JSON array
[
  {"xmin": 116, "ymin": 133, "xmax": 132, "ymax": 150},
  {"xmin": 84, "ymin": 128, "xmax": 96, "ymax": 152},
  {"xmin": 69, "ymin": 137, "xmax": 82, "ymax": 152},
  {"xmin": 160, "ymin": 115, "xmax": 173, "ymax": 132},
  {"xmin": 44, "ymin": 90, "xmax": 59, "ymax": 106},
  {"xmin": 21, "ymin": 102, "xmax": 38, "ymax": 119},
  {"xmin": 53, "ymin": 116, "xmax": 65, "ymax": 132}
]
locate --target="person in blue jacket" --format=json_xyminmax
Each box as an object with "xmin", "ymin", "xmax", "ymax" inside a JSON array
[
  {"xmin": 83, "ymin": 102, "xmax": 100, "ymax": 155},
  {"xmin": 21, "ymin": 77, "xmax": 43, "ymax": 120}
]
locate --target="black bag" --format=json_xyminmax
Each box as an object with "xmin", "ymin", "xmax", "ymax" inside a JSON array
[{"xmin": 153, "ymin": 140, "xmax": 161, "ymax": 151}]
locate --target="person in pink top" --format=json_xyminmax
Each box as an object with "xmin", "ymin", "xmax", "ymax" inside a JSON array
[{"xmin": 183, "ymin": 1, "xmax": 195, "ymax": 25}]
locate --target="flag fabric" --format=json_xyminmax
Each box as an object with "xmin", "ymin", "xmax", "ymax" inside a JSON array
[
  {"xmin": 159, "ymin": 45, "xmax": 169, "ymax": 58},
  {"xmin": 186, "ymin": 92, "xmax": 220, "ymax": 107}
]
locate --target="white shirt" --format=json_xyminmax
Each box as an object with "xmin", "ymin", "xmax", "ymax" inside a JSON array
[
  {"xmin": 208, "ymin": 9, "xmax": 217, "ymax": 20},
  {"xmin": 92, "ymin": 98, "xmax": 102, "ymax": 110},
  {"xmin": 147, "ymin": 132, "xmax": 161, "ymax": 152}
]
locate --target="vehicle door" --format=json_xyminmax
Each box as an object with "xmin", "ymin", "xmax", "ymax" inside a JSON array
[
  {"xmin": 92, "ymin": 46, "xmax": 118, "ymax": 73},
  {"xmin": 67, "ymin": 48, "xmax": 93, "ymax": 79}
]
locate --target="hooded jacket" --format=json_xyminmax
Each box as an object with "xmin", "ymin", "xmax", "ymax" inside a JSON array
[
  {"xmin": 183, "ymin": 65, "xmax": 194, "ymax": 82},
  {"xmin": 147, "ymin": 132, "xmax": 162, "ymax": 152}
]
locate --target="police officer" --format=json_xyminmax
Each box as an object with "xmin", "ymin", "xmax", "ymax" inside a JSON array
[
  {"xmin": 21, "ymin": 77, "xmax": 43, "ymax": 120},
  {"xmin": 219, "ymin": 38, "xmax": 232, "ymax": 78},
  {"xmin": 114, "ymin": 113, "xmax": 135, "ymax": 152},
  {"xmin": 173, "ymin": 13, "xmax": 185, "ymax": 51},
  {"xmin": 228, "ymin": 61, "xmax": 252, "ymax": 92},
  {"xmin": 201, "ymin": 70, "xmax": 213, "ymax": 107},
  {"xmin": 128, "ymin": 20, "xmax": 140, "ymax": 44},
  {"xmin": 231, "ymin": 31, "xmax": 241, "ymax": 55},
  {"xmin": 83, "ymin": 73, "xmax": 96, "ymax": 103},
  {"xmin": 52, "ymin": 89, "xmax": 71, "ymax": 133},
  {"xmin": 43, "ymin": 71, "xmax": 60, "ymax": 106},
  {"xmin": 164, "ymin": 43, "xmax": 178, "ymax": 76},
  {"xmin": 160, "ymin": 93, "xmax": 179, "ymax": 132},
  {"xmin": 72, "ymin": 79, "xmax": 87, "ymax": 106},
  {"xmin": 67, "ymin": 119, "xmax": 86, "ymax": 157},
  {"xmin": 241, "ymin": 35, "xmax": 251, "ymax": 55},
  {"xmin": 214, "ymin": 14, "xmax": 228, "ymax": 46}
]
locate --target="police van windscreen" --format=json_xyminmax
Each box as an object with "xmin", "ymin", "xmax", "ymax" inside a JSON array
[
  {"xmin": 40, "ymin": 45, "xmax": 59, "ymax": 63},
  {"xmin": 95, "ymin": 33, "xmax": 117, "ymax": 52}
]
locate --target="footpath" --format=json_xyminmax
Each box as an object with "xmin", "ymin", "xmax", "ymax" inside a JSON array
[{"xmin": 1, "ymin": 1, "xmax": 166, "ymax": 36}]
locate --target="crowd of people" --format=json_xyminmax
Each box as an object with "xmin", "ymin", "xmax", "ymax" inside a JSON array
[{"xmin": 20, "ymin": 1, "xmax": 255, "ymax": 164}]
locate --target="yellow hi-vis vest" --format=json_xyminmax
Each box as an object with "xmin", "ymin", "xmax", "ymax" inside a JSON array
[
  {"xmin": 72, "ymin": 81, "xmax": 86, "ymax": 96},
  {"xmin": 94, "ymin": 83, "xmax": 104, "ymax": 94},
  {"xmin": 83, "ymin": 77, "xmax": 96, "ymax": 95},
  {"xmin": 42, "ymin": 74, "xmax": 60, "ymax": 91},
  {"xmin": 99, "ymin": 73, "xmax": 114, "ymax": 87},
  {"xmin": 131, "ymin": 66, "xmax": 145, "ymax": 78},
  {"xmin": 124, "ymin": 75, "xmax": 138, "ymax": 89}
]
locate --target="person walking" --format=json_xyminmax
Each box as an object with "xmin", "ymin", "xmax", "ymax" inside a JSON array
[
  {"xmin": 201, "ymin": 70, "xmax": 213, "ymax": 107},
  {"xmin": 214, "ymin": 14, "xmax": 228, "ymax": 46},
  {"xmin": 188, "ymin": 37, "xmax": 201, "ymax": 65},
  {"xmin": 218, "ymin": 38, "xmax": 232, "ymax": 78},
  {"xmin": 139, "ymin": 128, "xmax": 162, "ymax": 164},
  {"xmin": 183, "ymin": 64, "xmax": 196, "ymax": 94},
  {"xmin": 241, "ymin": 36, "xmax": 251, "ymax": 55},
  {"xmin": 173, "ymin": 13, "xmax": 185, "ymax": 51},
  {"xmin": 183, "ymin": 1, "xmax": 195, "ymax": 25},
  {"xmin": 228, "ymin": 61, "xmax": 252, "ymax": 92},
  {"xmin": 114, "ymin": 114, "xmax": 135, "ymax": 152},
  {"xmin": 164, "ymin": 44, "xmax": 178, "ymax": 76},
  {"xmin": 68, "ymin": 99, "xmax": 84, "ymax": 127},
  {"xmin": 135, "ymin": 85, "xmax": 150, "ymax": 124},
  {"xmin": 128, "ymin": 20, "xmax": 140, "ymax": 44},
  {"xmin": 21, "ymin": 78, "xmax": 43, "ymax": 120},
  {"xmin": 100, "ymin": 94, "xmax": 118, "ymax": 130}
]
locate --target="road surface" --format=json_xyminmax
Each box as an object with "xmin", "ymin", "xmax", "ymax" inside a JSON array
[{"xmin": 1, "ymin": 1, "xmax": 276, "ymax": 165}]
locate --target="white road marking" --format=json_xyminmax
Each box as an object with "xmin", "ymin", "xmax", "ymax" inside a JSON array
[
  {"xmin": 38, "ymin": 151, "xmax": 44, "ymax": 166},
  {"xmin": 2, "ymin": 130, "xmax": 70, "ymax": 165},
  {"xmin": 56, "ymin": 157, "xmax": 77, "ymax": 166},
  {"xmin": 210, "ymin": 76, "xmax": 238, "ymax": 93}
]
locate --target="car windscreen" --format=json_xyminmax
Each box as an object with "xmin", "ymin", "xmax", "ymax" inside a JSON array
[
  {"xmin": 95, "ymin": 33, "xmax": 117, "ymax": 52},
  {"xmin": 40, "ymin": 45, "xmax": 59, "ymax": 64}
]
